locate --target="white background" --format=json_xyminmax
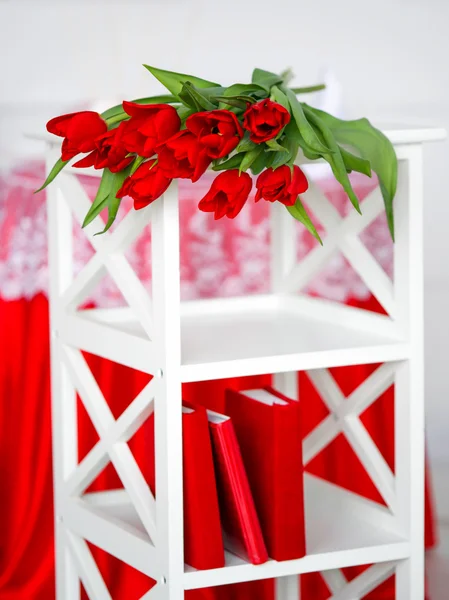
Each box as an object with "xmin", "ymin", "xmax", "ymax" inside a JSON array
[{"xmin": 0, "ymin": 0, "xmax": 448, "ymax": 463}]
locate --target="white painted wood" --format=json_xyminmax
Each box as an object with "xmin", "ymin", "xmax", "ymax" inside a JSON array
[
  {"xmin": 281, "ymin": 183, "xmax": 397, "ymax": 318},
  {"xmin": 140, "ymin": 585, "xmax": 166, "ymax": 600},
  {"xmin": 303, "ymin": 363, "xmax": 397, "ymax": 465},
  {"xmin": 342, "ymin": 416, "xmax": 396, "ymax": 512},
  {"xmin": 57, "ymin": 172, "xmax": 155, "ymax": 339},
  {"xmin": 270, "ymin": 201, "xmax": 296, "ymax": 292},
  {"xmin": 60, "ymin": 346, "xmax": 157, "ymax": 543},
  {"xmin": 179, "ymin": 299, "xmax": 409, "ymax": 382},
  {"xmin": 282, "ymin": 295, "xmax": 402, "ymax": 340},
  {"xmin": 328, "ymin": 561, "xmax": 397, "ymax": 600},
  {"xmin": 46, "ymin": 147, "xmax": 80, "ymax": 600},
  {"xmin": 65, "ymin": 378, "xmax": 156, "ymax": 496},
  {"xmin": 45, "ymin": 133, "xmax": 432, "ymax": 597},
  {"xmin": 59, "ymin": 312, "xmax": 157, "ymax": 375},
  {"xmin": 394, "ymin": 146, "xmax": 426, "ymax": 599},
  {"xmin": 63, "ymin": 498, "xmax": 159, "ymax": 579},
  {"xmin": 65, "ymin": 530, "xmax": 112, "ymax": 600},
  {"xmin": 151, "ymin": 181, "xmax": 184, "ymax": 600},
  {"xmin": 305, "ymin": 367, "xmax": 396, "ymax": 511},
  {"xmin": 320, "ymin": 569, "xmax": 347, "ymax": 595}
]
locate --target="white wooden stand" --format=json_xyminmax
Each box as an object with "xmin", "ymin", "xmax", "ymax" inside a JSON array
[{"xmin": 46, "ymin": 125, "xmax": 445, "ymax": 600}]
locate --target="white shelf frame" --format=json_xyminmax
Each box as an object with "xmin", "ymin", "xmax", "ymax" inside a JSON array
[{"xmin": 46, "ymin": 127, "xmax": 443, "ymax": 600}]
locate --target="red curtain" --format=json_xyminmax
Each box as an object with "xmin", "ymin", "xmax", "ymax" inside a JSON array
[{"xmin": 0, "ymin": 295, "xmax": 437, "ymax": 599}]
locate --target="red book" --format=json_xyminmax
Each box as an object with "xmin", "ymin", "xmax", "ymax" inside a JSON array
[
  {"xmin": 207, "ymin": 409, "xmax": 269, "ymax": 565},
  {"xmin": 225, "ymin": 387, "xmax": 306, "ymax": 561},
  {"xmin": 146, "ymin": 405, "xmax": 225, "ymax": 570},
  {"xmin": 182, "ymin": 406, "xmax": 225, "ymax": 570}
]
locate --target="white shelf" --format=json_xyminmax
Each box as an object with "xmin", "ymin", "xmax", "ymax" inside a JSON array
[
  {"xmin": 60, "ymin": 295, "xmax": 409, "ymax": 382},
  {"xmin": 66, "ymin": 474, "xmax": 409, "ymax": 589},
  {"xmin": 46, "ymin": 135, "xmax": 435, "ymax": 598}
]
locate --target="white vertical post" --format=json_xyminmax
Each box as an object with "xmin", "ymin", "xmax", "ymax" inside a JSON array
[
  {"xmin": 46, "ymin": 154, "xmax": 80, "ymax": 599},
  {"xmin": 271, "ymin": 202, "xmax": 296, "ymax": 292},
  {"xmin": 394, "ymin": 147, "xmax": 425, "ymax": 599},
  {"xmin": 271, "ymin": 203, "xmax": 301, "ymax": 599},
  {"xmin": 152, "ymin": 181, "xmax": 184, "ymax": 599}
]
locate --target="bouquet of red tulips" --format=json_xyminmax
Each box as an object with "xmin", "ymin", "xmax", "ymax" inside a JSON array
[{"xmin": 38, "ymin": 65, "xmax": 397, "ymax": 241}]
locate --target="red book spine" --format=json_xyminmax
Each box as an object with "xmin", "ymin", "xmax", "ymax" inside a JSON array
[
  {"xmin": 183, "ymin": 409, "xmax": 225, "ymax": 570},
  {"xmin": 225, "ymin": 388, "xmax": 306, "ymax": 561},
  {"xmin": 209, "ymin": 418, "xmax": 269, "ymax": 565},
  {"xmin": 273, "ymin": 402, "xmax": 306, "ymax": 560}
]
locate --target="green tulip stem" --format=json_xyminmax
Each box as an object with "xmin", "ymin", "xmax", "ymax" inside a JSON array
[
  {"xmin": 291, "ymin": 84, "xmax": 326, "ymax": 94},
  {"xmin": 105, "ymin": 113, "xmax": 129, "ymax": 127}
]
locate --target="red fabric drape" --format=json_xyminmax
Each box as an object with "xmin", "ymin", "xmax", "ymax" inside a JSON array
[{"xmin": 0, "ymin": 295, "xmax": 437, "ymax": 599}]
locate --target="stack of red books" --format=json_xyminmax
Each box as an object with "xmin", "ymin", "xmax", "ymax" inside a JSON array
[{"xmin": 149, "ymin": 387, "xmax": 306, "ymax": 571}]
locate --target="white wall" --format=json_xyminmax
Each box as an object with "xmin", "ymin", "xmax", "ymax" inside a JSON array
[{"xmin": 1, "ymin": 0, "xmax": 448, "ymax": 460}]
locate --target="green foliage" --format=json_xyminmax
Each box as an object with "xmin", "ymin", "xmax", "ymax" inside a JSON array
[
  {"xmin": 239, "ymin": 146, "xmax": 264, "ymax": 173},
  {"xmin": 35, "ymin": 157, "xmax": 69, "ymax": 193},
  {"xmin": 250, "ymin": 149, "xmax": 272, "ymax": 175},
  {"xmin": 287, "ymin": 198, "xmax": 322, "ymax": 244},
  {"xmin": 82, "ymin": 167, "xmax": 130, "ymax": 234},
  {"xmin": 178, "ymin": 82, "xmax": 217, "ymax": 111},
  {"xmin": 291, "ymin": 84, "xmax": 326, "ymax": 94},
  {"xmin": 251, "ymin": 68, "xmax": 284, "ymax": 91},
  {"xmin": 304, "ymin": 106, "xmax": 397, "ymax": 239},
  {"xmin": 270, "ymin": 85, "xmax": 290, "ymax": 111},
  {"xmin": 41, "ymin": 64, "xmax": 398, "ymax": 243},
  {"xmin": 143, "ymin": 65, "xmax": 221, "ymax": 96},
  {"xmin": 266, "ymin": 139, "xmax": 288, "ymax": 152},
  {"xmin": 302, "ymin": 106, "xmax": 362, "ymax": 214},
  {"xmin": 284, "ymin": 88, "xmax": 331, "ymax": 155},
  {"xmin": 339, "ymin": 147, "xmax": 372, "ymax": 177},
  {"xmin": 212, "ymin": 153, "xmax": 245, "ymax": 171},
  {"xmin": 235, "ymin": 133, "xmax": 258, "ymax": 154}
]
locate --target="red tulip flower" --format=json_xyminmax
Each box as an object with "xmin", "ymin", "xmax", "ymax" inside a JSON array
[
  {"xmin": 255, "ymin": 165, "xmax": 308, "ymax": 206},
  {"xmin": 46, "ymin": 111, "xmax": 107, "ymax": 161},
  {"xmin": 121, "ymin": 101, "xmax": 181, "ymax": 158},
  {"xmin": 186, "ymin": 110, "xmax": 243, "ymax": 159},
  {"xmin": 73, "ymin": 121, "xmax": 134, "ymax": 172},
  {"xmin": 243, "ymin": 99, "xmax": 290, "ymax": 143},
  {"xmin": 117, "ymin": 159, "xmax": 172, "ymax": 210},
  {"xmin": 198, "ymin": 169, "xmax": 253, "ymax": 219},
  {"xmin": 157, "ymin": 130, "xmax": 211, "ymax": 182}
]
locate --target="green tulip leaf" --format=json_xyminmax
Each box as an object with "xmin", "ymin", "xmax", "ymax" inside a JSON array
[
  {"xmin": 82, "ymin": 167, "xmax": 130, "ymax": 234},
  {"xmin": 304, "ymin": 105, "xmax": 397, "ymax": 239},
  {"xmin": 287, "ymin": 198, "xmax": 322, "ymax": 244},
  {"xmin": 303, "ymin": 106, "xmax": 361, "ymax": 214},
  {"xmin": 143, "ymin": 65, "xmax": 221, "ymax": 96},
  {"xmin": 224, "ymin": 83, "xmax": 266, "ymax": 96},
  {"xmin": 239, "ymin": 146, "xmax": 264, "ymax": 174},
  {"xmin": 251, "ymin": 68, "xmax": 284, "ymax": 91},
  {"xmin": 235, "ymin": 133, "xmax": 258, "ymax": 154},
  {"xmin": 250, "ymin": 150, "xmax": 272, "ymax": 175},
  {"xmin": 212, "ymin": 153, "xmax": 245, "ymax": 171},
  {"xmin": 179, "ymin": 82, "xmax": 217, "ymax": 111},
  {"xmin": 213, "ymin": 96, "xmax": 248, "ymax": 109},
  {"xmin": 270, "ymin": 86, "xmax": 290, "ymax": 111},
  {"xmin": 82, "ymin": 169, "xmax": 114, "ymax": 228},
  {"xmin": 284, "ymin": 88, "xmax": 332, "ymax": 155},
  {"xmin": 339, "ymin": 146, "xmax": 372, "ymax": 177},
  {"xmin": 35, "ymin": 157, "xmax": 69, "ymax": 193},
  {"xmin": 266, "ymin": 139, "xmax": 288, "ymax": 152}
]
